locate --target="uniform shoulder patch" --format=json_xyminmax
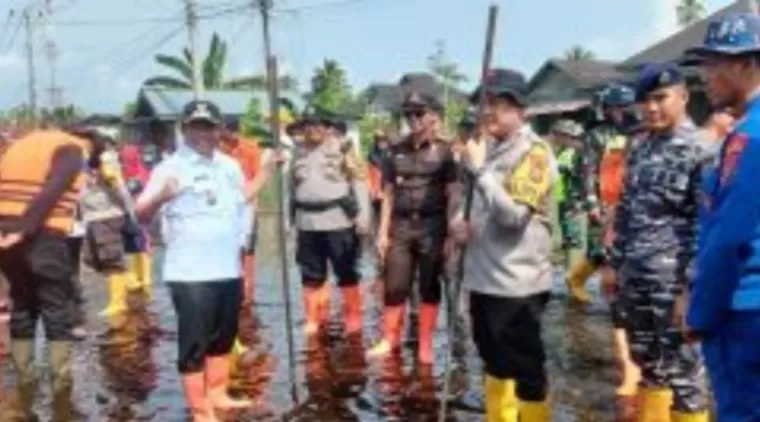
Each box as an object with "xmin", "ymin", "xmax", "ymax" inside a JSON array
[
  {"xmin": 720, "ymin": 132, "xmax": 748, "ymax": 185},
  {"xmin": 507, "ymin": 143, "xmax": 552, "ymax": 209}
]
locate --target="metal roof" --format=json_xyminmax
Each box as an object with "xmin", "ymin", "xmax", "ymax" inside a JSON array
[{"xmin": 134, "ymin": 88, "xmax": 303, "ymax": 120}]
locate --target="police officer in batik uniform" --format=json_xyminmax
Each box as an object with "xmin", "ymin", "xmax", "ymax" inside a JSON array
[
  {"xmin": 686, "ymin": 12, "xmax": 760, "ymax": 420},
  {"xmin": 451, "ymin": 68, "xmax": 557, "ymax": 422},
  {"xmin": 370, "ymin": 91, "xmax": 459, "ymax": 365},
  {"xmin": 566, "ymin": 84, "xmax": 637, "ymax": 303},
  {"xmin": 602, "ymin": 63, "xmax": 710, "ymax": 422},
  {"xmin": 550, "ymin": 119, "xmax": 584, "ymax": 267},
  {"xmin": 289, "ymin": 106, "xmax": 370, "ymax": 338}
]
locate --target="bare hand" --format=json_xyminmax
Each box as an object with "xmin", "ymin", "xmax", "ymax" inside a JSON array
[
  {"xmin": 0, "ymin": 232, "xmax": 24, "ymax": 249},
  {"xmin": 588, "ymin": 207, "xmax": 602, "ymax": 224},
  {"xmin": 267, "ymin": 149, "xmax": 288, "ymax": 169},
  {"xmin": 449, "ymin": 220, "xmax": 472, "ymax": 244},
  {"xmin": 160, "ymin": 177, "xmax": 181, "ymax": 202},
  {"xmin": 673, "ymin": 291, "xmax": 690, "ymax": 336},
  {"xmin": 354, "ymin": 217, "xmax": 369, "ymax": 235},
  {"xmin": 600, "ymin": 266, "xmax": 618, "ymax": 302},
  {"xmin": 376, "ymin": 233, "xmax": 389, "ymax": 262}
]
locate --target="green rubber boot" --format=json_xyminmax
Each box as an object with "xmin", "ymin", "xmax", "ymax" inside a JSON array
[
  {"xmin": 9, "ymin": 340, "xmax": 38, "ymax": 421},
  {"xmin": 49, "ymin": 341, "xmax": 79, "ymax": 422}
]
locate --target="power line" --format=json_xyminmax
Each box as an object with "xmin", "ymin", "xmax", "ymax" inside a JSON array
[{"xmin": 52, "ymin": 2, "xmax": 252, "ymax": 26}]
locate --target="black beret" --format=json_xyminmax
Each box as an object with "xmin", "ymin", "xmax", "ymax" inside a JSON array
[{"xmin": 635, "ymin": 62, "xmax": 685, "ymax": 102}]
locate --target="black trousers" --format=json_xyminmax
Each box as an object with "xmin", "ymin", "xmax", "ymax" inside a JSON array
[
  {"xmin": 66, "ymin": 237, "xmax": 85, "ymax": 306},
  {"xmin": 0, "ymin": 230, "xmax": 76, "ymax": 341},
  {"xmin": 384, "ymin": 216, "xmax": 446, "ymax": 306},
  {"xmin": 470, "ymin": 291, "xmax": 550, "ymax": 402},
  {"xmin": 296, "ymin": 229, "xmax": 361, "ymax": 288},
  {"xmin": 168, "ymin": 279, "xmax": 241, "ymax": 373}
]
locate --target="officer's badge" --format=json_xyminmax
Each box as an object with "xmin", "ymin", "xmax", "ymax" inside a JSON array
[
  {"xmin": 659, "ymin": 70, "xmax": 671, "ymax": 85},
  {"xmin": 720, "ymin": 132, "xmax": 748, "ymax": 185}
]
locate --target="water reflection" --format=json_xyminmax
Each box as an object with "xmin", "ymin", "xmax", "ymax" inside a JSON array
[{"xmin": 0, "ymin": 214, "xmax": 643, "ymax": 421}]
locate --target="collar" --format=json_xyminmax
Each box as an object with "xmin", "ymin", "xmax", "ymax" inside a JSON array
[{"xmin": 177, "ymin": 144, "xmax": 219, "ymax": 165}]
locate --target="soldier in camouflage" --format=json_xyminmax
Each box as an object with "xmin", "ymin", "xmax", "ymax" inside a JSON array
[
  {"xmin": 566, "ymin": 83, "xmax": 636, "ymax": 304},
  {"xmin": 550, "ymin": 119, "xmax": 584, "ymax": 267},
  {"xmin": 602, "ymin": 63, "xmax": 710, "ymax": 421}
]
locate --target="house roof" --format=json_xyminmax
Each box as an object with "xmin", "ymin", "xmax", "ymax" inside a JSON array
[
  {"xmin": 622, "ymin": 0, "xmax": 756, "ymax": 68},
  {"xmin": 527, "ymin": 59, "xmax": 625, "ymax": 95},
  {"xmin": 362, "ymin": 72, "xmax": 469, "ymax": 112},
  {"xmin": 133, "ymin": 88, "xmax": 303, "ymax": 121}
]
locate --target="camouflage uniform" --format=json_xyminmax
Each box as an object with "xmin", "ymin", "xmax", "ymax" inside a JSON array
[
  {"xmin": 610, "ymin": 117, "xmax": 710, "ymax": 413},
  {"xmin": 553, "ymin": 120, "xmax": 585, "ymax": 251}
]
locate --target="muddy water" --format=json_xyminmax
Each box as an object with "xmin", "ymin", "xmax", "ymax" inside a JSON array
[{"xmin": 0, "ymin": 215, "xmax": 621, "ymax": 421}]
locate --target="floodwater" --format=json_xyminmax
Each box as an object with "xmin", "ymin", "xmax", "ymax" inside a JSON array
[{"xmin": 0, "ymin": 215, "xmax": 623, "ymax": 421}]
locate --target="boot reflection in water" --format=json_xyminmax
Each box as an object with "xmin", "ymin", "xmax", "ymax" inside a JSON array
[{"xmin": 100, "ymin": 312, "xmax": 159, "ymax": 419}]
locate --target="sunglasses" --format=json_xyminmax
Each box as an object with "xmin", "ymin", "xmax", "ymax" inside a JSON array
[{"xmin": 403, "ymin": 110, "xmax": 427, "ymax": 120}]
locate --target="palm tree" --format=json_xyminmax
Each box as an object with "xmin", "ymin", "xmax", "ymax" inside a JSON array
[
  {"xmin": 143, "ymin": 32, "xmax": 297, "ymax": 91},
  {"xmin": 563, "ymin": 45, "xmax": 596, "ymax": 61},
  {"xmin": 676, "ymin": 0, "xmax": 706, "ymax": 27},
  {"xmin": 307, "ymin": 59, "xmax": 353, "ymax": 114}
]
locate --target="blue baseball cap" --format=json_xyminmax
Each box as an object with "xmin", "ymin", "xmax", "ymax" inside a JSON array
[{"xmin": 686, "ymin": 13, "xmax": 760, "ymax": 58}]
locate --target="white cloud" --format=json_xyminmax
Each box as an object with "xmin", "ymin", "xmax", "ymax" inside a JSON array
[{"xmin": 0, "ymin": 53, "xmax": 23, "ymax": 71}]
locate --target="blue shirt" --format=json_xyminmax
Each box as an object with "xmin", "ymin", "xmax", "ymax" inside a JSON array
[
  {"xmin": 689, "ymin": 95, "xmax": 760, "ymax": 332},
  {"xmin": 138, "ymin": 145, "xmax": 251, "ymax": 283}
]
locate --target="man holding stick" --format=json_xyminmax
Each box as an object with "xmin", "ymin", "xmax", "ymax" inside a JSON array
[{"xmin": 450, "ymin": 68, "xmax": 556, "ymax": 421}]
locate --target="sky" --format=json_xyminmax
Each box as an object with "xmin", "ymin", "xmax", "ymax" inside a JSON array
[{"xmin": 0, "ymin": 0, "xmax": 736, "ymax": 113}]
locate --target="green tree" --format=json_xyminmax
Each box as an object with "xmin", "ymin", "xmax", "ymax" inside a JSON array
[
  {"xmin": 563, "ymin": 45, "xmax": 596, "ymax": 61},
  {"xmin": 306, "ymin": 59, "xmax": 354, "ymax": 114},
  {"xmin": 426, "ymin": 40, "xmax": 468, "ymax": 133},
  {"xmin": 239, "ymin": 97, "xmax": 265, "ymax": 138},
  {"xmin": 676, "ymin": 0, "xmax": 706, "ymax": 27},
  {"xmin": 357, "ymin": 111, "xmax": 392, "ymax": 155},
  {"xmin": 143, "ymin": 32, "xmax": 297, "ymax": 91}
]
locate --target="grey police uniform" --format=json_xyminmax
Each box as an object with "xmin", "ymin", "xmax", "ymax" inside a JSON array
[
  {"xmin": 463, "ymin": 123, "xmax": 558, "ymax": 402},
  {"xmin": 610, "ymin": 118, "xmax": 711, "ymax": 412},
  {"xmin": 290, "ymin": 135, "xmax": 369, "ymax": 286}
]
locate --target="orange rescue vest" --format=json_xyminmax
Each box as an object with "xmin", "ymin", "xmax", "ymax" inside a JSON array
[
  {"xmin": 598, "ymin": 134, "xmax": 627, "ymax": 207},
  {"xmin": 0, "ymin": 130, "xmax": 89, "ymax": 234}
]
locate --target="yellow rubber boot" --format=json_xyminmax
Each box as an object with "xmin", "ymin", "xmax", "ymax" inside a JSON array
[
  {"xmin": 484, "ymin": 375, "xmax": 517, "ymax": 422},
  {"xmin": 565, "ymin": 258, "xmax": 596, "ymax": 303},
  {"xmin": 671, "ymin": 411, "xmax": 708, "ymax": 422},
  {"xmin": 614, "ymin": 328, "xmax": 641, "ymax": 397},
  {"xmin": 133, "ymin": 252, "xmax": 153, "ymax": 299},
  {"xmin": 518, "ymin": 399, "xmax": 551, "ymax": 422},
  {"xmin": 99, "ymin": 271, "xmax": 132, "ymax": 317},
  {"xmin": 638, "ymin": 388, "xmax": 673, "ymax": 422}
]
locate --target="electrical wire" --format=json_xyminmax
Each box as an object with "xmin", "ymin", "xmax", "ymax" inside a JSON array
[{"xmin": 2, "ymin": 10, "xmax": 23, "ymax": 54}]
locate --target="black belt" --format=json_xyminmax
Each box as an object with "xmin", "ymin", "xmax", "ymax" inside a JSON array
[
  {"xmin": 392, "ymin": 209, "xmax": 445, "ymax": 220},
  {"xmin": 294, "ymin": 195, "xmax": 359, "ymax": 218}
]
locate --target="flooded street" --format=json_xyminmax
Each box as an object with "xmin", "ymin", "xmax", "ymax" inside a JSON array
[{"xmin": 0, "ymin": 215, "xmax": 621, "ymax": 421}]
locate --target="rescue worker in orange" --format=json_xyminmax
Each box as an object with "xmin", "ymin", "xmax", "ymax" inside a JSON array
[
  {"xmin": 0, "ymin": 123, "xmax": 108, "ymax": 420},
  {"xmin": 219, "ymin": 122, "xmax": 262, "ymax": 307},
  {"xmin": 369, "ymin": 91, "xmax": 459, "ymax": 365}
]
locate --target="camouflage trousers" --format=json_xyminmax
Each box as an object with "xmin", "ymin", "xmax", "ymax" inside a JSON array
[
  {"xmin": 616, "ymin": 278, "xmax": 708, "ymax": 412},
  {"xmin": 557, "ymin": 201, "xmax": 583, "ymax": 249},
  {"xmin": 585, "ymin": 219, "xmax": 606, "ymax": 265}
]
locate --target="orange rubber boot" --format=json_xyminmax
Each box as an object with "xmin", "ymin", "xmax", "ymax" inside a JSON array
[
  {"xmin": 367, "ymin": 305, "xmax": 405, "ymax": 358},
  {"xmin": 317, "ymin": 283, "xmax": 331, "ymax": 326},
  {"xmin": 341, "ymin": 285, "xmax": 363, "ymax": 334},
  {"xmin": 181, "ymin": 372, "xmax": 217, "ymax": 422},
  {"xmin": 205, "ymin": 355, "xmax": 252, "ymax": 410},
  {"xmin": 302, "ymin": 287, "xmax": 322, "ymax": 335},
  {"xmin": 417, "ymin": 303, "xmax": 439, "ymax": 365},
  {"xmin": 242, "ymin": 254, "xmax": 256, "ymax": 306}
]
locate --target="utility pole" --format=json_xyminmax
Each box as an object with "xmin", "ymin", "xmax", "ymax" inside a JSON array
[
  {"xmin": 184, "ymin": 0, "xmax": 203, "ymax": 98},
  {"xmin": 23, "ymin": 8, "xmax": 37, "ymax": 127},
  {"xmin": 42, "ymin": 0, "xmax": 63, "ymax": 109},
  {"xmin": 258, "ymin": 0, "xmax": 273, "ymax": 63}
]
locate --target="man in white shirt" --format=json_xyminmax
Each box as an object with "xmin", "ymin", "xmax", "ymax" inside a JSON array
[{"xmin": 136, "ymin": 100, "xmax": 254, "ymax": 422}]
